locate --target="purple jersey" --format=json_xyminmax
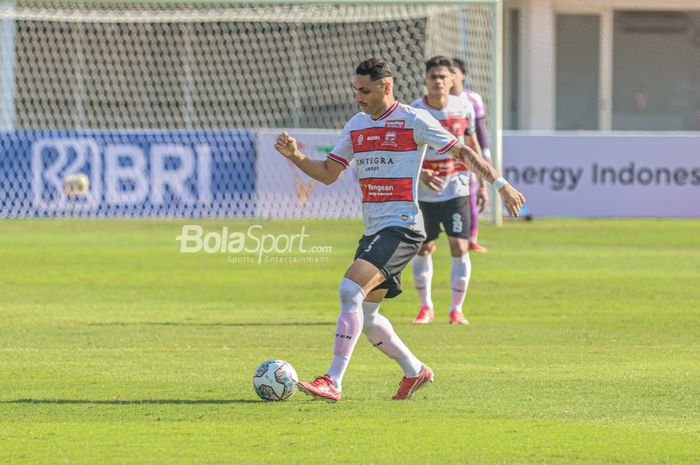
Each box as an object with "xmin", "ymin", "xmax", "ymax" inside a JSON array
[{"xmin": 460, "ymin": 89, "xmax": 486, "ymax": 120}]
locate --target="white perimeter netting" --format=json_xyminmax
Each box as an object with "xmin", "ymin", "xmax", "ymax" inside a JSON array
[{"xmin": 0, "ymin": 2, "xmax": 495, "ymax": 218}]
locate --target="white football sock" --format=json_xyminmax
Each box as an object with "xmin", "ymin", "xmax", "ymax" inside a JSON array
[
  {"xmin": 326, "ymin": 278, "xmax": 365, "ymax": 388},
  {"xmin": 450, "ymin": 254, "xmax": 471, "ymax": 313},
  {"xmin": 412, "ymin": 253, "xmax": 434, "ymax": 308},
  {"xmin": 362, "ymin": 301, "xmax": 422, "ymax": 378}
]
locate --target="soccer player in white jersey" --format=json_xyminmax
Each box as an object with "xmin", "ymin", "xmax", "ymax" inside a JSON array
[
  {"xmin": 411, "ymin": 56, "xmax": 486, "ymax": 326},
  {"xmin": 452, "ymin": 57, "xmax": 491, "ymax": 253},
  {"xmin": 274, "ymin": 58, "xmax": 525, "ymax": 402}
]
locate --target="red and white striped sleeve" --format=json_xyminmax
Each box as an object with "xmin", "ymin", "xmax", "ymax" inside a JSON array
[{"xmin": 327, "ymin": 120, "xmax": 355, "ymax": 169}]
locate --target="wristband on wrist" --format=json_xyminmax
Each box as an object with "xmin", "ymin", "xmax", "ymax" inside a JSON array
[{"xmin": 493, "ymin": 177, "xmax": 508, "ymax": 190}]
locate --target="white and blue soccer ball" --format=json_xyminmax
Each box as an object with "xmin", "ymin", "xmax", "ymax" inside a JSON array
[{"xmin": 252, "ymin": 359, "xmax": 298, "ymax": 401}]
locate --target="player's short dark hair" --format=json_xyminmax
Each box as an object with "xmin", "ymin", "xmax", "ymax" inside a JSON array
[
  {"xmin": 425, "ymin": 56, "xmax": 453, "ymax": 73},
  {"xmin": 452, "ymin": 57, "xmax": 467, "ymax": 75},
  {"xmin": 356, "ymin": 58, "xmax": 393, "ymax": 81}
]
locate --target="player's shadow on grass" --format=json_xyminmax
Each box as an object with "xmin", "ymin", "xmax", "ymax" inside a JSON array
[
  {"xmin": 1, "ymin": 399, "xmax": 260, "ymax": 405},
  {"xmin": 89, "ymin": 322, "xmax": 335, "ymax": 327}
]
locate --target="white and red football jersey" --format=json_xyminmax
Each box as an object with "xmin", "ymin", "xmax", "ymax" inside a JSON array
[
  {"xmin": 327, "ymin": 101, "xmax": 458, "ymax": 236},
  {"xmin": 411, "ymin": 94, "xmax": 475, "ymax": 202}
]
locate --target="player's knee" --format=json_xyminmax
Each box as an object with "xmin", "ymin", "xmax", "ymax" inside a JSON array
[
  {"xmin": 418, "ymin": 241, "xmax": 436, "ymax": 255},
  {"xmin": 339, "ymin": 277, "xmax": 365, "ymax": 309},
  {"xmin": 451, "ymin": 246, "xmax": 469, "ymax": 257},
  {"xmin": 449, "ymin": 240, "xmax": 469, "ymax": 256}
]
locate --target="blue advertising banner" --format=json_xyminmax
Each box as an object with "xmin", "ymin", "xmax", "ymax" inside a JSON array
[{"xmin": 0, "ymin": 131, "xmax": 256, "ymax": 217}]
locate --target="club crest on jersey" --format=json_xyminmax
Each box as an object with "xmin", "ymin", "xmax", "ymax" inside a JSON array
[
  {"xmin": 383, "ymin": 131, "xmax": 397, "ymax": 146},
  {"xmin": 385, "ymin": 120, "xmax": 405, "ymax": 129}
]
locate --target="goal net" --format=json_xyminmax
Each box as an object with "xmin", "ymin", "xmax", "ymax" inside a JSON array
[{"xmin": 0, "ymin": 1, "xmax": 498, "ymax": 218}]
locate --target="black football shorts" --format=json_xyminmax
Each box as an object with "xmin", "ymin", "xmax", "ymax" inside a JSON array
[
  {"xmin": 353, "ymin": 226, "xmax": 425, "ymax": 299},
  {"xmin": 419, "ymin": 196, "xmax": 471, "ymax": 242}
]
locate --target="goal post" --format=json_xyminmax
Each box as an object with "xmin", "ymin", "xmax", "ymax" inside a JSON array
[{"xmin": 0, "ymin": 0, "xmax": 503, "ymax": 222}]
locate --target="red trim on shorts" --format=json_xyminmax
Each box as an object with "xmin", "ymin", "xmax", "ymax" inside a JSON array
[
  {"xmin": 327, "ymin": 153, "xmax": 349, "ymax": 168},
  {"xmin": 359, "ymin": 177, "xmax": 413, "ymax": 203}
]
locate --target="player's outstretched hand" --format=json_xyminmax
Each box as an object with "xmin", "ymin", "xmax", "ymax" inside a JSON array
[
  {"xmin": 420, "ymin": 169, "xmax": 446, "ymax": 192},
  {"xmin": 498, "ymin": 184, "xmax": 526, "ymax": 217},
  {"xmin": 274, "ymin": 131, "xmax": 299, "ymax": 159}
]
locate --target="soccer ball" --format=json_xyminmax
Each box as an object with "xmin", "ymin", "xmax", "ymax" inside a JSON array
[
  {"xmin": 62, "ymin": 173, "xmax": 90, "ymax": 196},
  {"xmin": 252, "ymin": 359, "xmax": 298, "ymax": 401}
]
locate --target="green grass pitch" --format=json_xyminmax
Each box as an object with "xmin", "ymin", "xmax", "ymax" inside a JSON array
[{"xmin": 0, "ymin": 218, "xmax": 698, "ymax": 464}]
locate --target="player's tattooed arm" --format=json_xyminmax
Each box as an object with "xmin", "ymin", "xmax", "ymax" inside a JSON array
[
  {"xmin": 447, "ymin": 141, "xmax": 526, "ymax": 217},
  {"xmin": 448, "ymin": 142, "xmax": 496, "ymax": 183},
  {"xmin": 274, "ymin": 131, "xmax": 344, "ymax": 185}
]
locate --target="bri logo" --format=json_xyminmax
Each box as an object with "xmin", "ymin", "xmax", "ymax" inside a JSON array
[{"xmin": 31, "ymin": 138, "xmax": 212, "ymax": 211}]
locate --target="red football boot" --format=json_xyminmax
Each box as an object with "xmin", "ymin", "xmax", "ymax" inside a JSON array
[
  {"xmin": 449, "ymin": 309, "xmax": 470, "ymax": 326},
  {"xmin": 297, "ymin": 375, "xmax": 341, "ymax": 402},
  {"xmin": 392, "ymin": 365, "xmax": 434, "ymax": 400},
  {"xmin": 412, "ymin": 305, "xmax": 434, "ymax": 324},
  {"xmin": 468, "ymin": 241, "xmax": 488, "ymax": 253}
]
